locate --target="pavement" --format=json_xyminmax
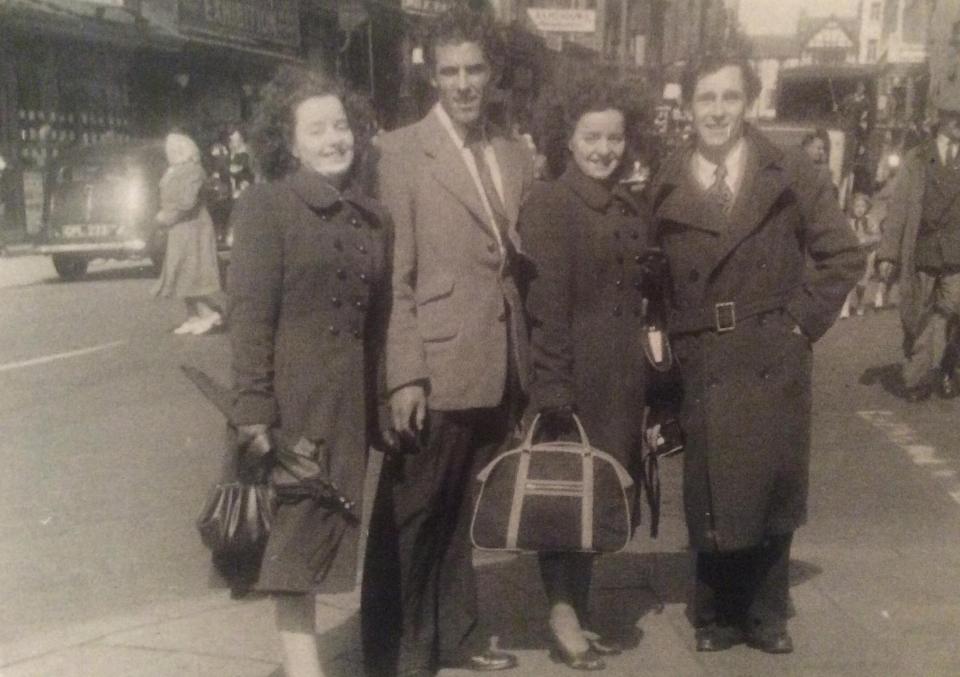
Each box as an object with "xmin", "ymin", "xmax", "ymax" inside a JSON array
[{"xmin": 3, "ymin": 252, "xmax": 960, "ymax": 676}]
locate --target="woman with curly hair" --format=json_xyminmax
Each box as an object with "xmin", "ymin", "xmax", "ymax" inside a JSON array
[
  {"xmin": 521, "ymin": 76, "xmax": 658, "ymax": 670},
  {"xmin": 227, "ymin": 65, "xmax": 388, "ymax": 677}
]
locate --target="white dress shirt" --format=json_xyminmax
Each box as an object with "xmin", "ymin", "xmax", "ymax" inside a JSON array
[
  {"xmin": 937, "ymin": 133, "xmax": 959, "ymax": 166},
  {"xmin": 692, "ymin": 137, "xmax": 748, "ymax": 201},
  {"xmin": 432, "ymin": 103, "xmax": 507, "ymax": 252}
]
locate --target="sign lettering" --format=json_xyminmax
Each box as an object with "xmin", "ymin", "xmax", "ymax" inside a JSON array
[{"xmin": 178, "ymin": 0, "xmax": 300, "ymax": 51}]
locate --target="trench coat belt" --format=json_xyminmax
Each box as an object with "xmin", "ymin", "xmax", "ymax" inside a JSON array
[{"xmin": 667, "ymin": 291, "xmax": 792, "ymax": 335}]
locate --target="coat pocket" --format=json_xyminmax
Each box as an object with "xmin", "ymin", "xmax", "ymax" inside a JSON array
[{"xmin": 416, "ymin": 273, "xmax": 460, "ymax": 342}]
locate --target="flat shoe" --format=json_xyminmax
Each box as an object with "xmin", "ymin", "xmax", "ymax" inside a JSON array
[{"xmin": 549, "ymin": 645, "xmax": 605, "ymax": 671}]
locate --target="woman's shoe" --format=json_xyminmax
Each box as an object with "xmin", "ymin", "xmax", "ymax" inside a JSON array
[
  {"xmin": 191, "ymin": 313, "xmax": 223, "ymax": 335},
  {"xmin": 583, "ymin": 632, "xmax": 623, "ymax": 656},
  {"xmin": 549, "ymin": 644, "xmax": 605, "ymax": 671},
  {"xmin": 173, "ymin": 317, "xmax": 202, "ymax": 334}
]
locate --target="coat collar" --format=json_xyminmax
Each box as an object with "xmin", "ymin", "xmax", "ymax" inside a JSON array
[
  {"xmin": 560, "ymin": 163, "xmax": 637, "ymax": 214},
  {"xmin": 655, "ymin": 126, "xmax": 790, "ymax": 269},
  {"xmin": 287, "ymin": 167, "xmax": 382, "ymax": 223}
]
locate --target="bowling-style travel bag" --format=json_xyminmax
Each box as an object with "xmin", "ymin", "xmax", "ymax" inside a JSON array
[{"xmin": 471, "ymin": 413, "xmax": 635, "ymax": 553}]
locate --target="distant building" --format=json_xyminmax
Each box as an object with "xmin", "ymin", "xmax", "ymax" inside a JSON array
[
  {"xmin": 747, "ymin": 34, "xmax": 800, "ymax": 119},
  {"xmin": 796, "ymin": 13, "xmax": 860, "ymax": 65}
]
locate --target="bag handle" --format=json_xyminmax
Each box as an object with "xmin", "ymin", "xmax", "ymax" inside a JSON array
[{"xmin": 524, "ymin": 412, "xmax": 593, "ymax": 453}]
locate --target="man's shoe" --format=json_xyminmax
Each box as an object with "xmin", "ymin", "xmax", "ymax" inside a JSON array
[
  {"xmin": 746, "ymin": 628, "xmax": 794, "ymax": 654},
  {"xmin": 938, "ymin": 372, "xmax": 960, "ymax": 399},
  {"xmin": 695, "ymin": 624, "xmax": 743, "ymax": 652},
  {"xmin": 904, "ymin": 384, "xmax": 932, "ymax": 402},
  {"xmin": 443, "ymin": 649, "xmax": 518, "ymax": 672}
]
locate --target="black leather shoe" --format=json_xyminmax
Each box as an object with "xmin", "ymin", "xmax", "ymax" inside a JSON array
[
  {"xmin": 695, "ymin": 624, "xmax": 743, "ymax": 652},
  {"xmin": 549, "ymin": 645, "xmax": 606, "ymax": 671},
  {"xmin": 938, "ymin": 372, "xmax": 960, "ymax": 399},
  {"xmin": 746, "ymin": 629, "xmax": 794, "ymax": 654},
  {"xmin": 904, "ymin": 384, "xmax": 933, "ymax": 402},
  {"xmin": 443, "ymin": 649, "xmax": 518, "ymax": 672}
]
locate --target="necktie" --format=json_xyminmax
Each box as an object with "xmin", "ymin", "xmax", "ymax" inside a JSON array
[
  {"xmin": 466, "ymin": 136, "xmax": 510, "ymax": 241},
  {"xmin": 708, "ymin": 162, "xmax": 733, "ymax": 213}
]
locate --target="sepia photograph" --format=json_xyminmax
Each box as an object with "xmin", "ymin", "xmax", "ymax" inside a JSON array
[{"xmin": 0, "ymin": 1, "xmax": 958, "ymax": 675}]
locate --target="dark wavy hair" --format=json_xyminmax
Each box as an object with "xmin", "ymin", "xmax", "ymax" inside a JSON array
[
  {"xmin": 681, "ymin": 52, "xmax": 762, "ymax": 106},
  {"xmin": 534, "ymin": 75, "xmax": 651, "ymax": 180},
  {"xmin": 250, "ymin": 65, "xmax": 375, "ymax": 181},
  {"xmin": 424, "ymin": 5, "xmax": 502, "ymax": 75}
]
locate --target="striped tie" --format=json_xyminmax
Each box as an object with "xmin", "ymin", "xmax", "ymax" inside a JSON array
[{"xmin": 708, "ymin": 163, "xmax": 733, "ymax": 213}]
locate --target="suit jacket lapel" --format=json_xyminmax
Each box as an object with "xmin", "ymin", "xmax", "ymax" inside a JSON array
[
  {"xmin": 655, "ymin": 147, "xmax": 724, "ymax": 235},
  {"xmin": 417, "ymin": 111, "xmax": 490, "ymax": 231}
]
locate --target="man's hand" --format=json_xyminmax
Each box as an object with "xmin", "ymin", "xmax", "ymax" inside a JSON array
[
  {"xmin": 390, "ymin": 384, "xmax": 427, "ymax": 437},
  {"xmin": 877, "ymin": 261, "xmax": 895, "ymax": 282}
]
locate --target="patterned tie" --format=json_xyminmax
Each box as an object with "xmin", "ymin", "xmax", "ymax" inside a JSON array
[
  {"xmin": 466, "ymin": 135, "xmax": 510, "ymax": 241},
  {"xmin": 708, "ymin": 162, "xmax": 733, "ymax": 213}
]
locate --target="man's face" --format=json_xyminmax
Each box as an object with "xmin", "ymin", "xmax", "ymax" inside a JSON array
[
  {"xmin": 804, "ymin": 138, "xmax": 826, "ymax": 165},
  {"xmin": 690, "ymin": 65, "xmax": 748, "ymax": 160},
  {"xmin": 431, "ymin": 41, "xmax": 491, "ymax": 134}
]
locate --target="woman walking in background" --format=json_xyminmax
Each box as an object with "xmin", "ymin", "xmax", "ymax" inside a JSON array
[
  {"xmin": 153, "ymin": 132, "xmax": 223, "ymax": 335},
  {"xmin": 228, "ymin": 66, "xmax": 388, "ymax": 677}
]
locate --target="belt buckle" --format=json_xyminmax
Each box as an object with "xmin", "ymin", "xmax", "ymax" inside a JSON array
[{"xmin": 714, "ymin": 302, "xmax": 736, "ymax": 333}]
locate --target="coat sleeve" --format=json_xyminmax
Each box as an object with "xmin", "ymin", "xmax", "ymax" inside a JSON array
[
  {"xmin": 785, "ymin": 156, "xmax": 866, "ymax": 341},
  {"xmin": 227, "ymin": 184, "xmax": 283, "ymax": 426},
  {"xmin": 521, "ymin": 186, "xmax": 576, "ymax": 411},
  {"xmin": 379, "ymin": 137, "xmax": 428, "ymax": 394},
  {"xmin": 876, "ymin": 152, "xmax": 917, "ymax": 264},
  {"xmin": 157, "ymin": 164, "xmax": 205, "ymax": 226}
]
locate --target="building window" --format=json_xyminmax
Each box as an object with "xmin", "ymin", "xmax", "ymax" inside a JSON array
[
  {"xmin": 870, "ymin": 2, "xmax": 881, "ymax": 21},
  {"xmin": 867, "ymin": 39, "xmax": 878, "ymax": 61}
]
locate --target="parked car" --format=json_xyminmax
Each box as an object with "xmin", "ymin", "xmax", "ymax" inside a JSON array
[{"xmin": 37, "ymin": 140, "xmax": 231, "ymax": 281}]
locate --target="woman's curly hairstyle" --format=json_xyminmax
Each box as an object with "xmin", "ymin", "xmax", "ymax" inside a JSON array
[
  {"xmin": 250, "ymin": 65, "xmax": 376, "ymax": 181},
  {"xmin": 534, "ymin": 75, "xmax": 651, "ymax": 180}
]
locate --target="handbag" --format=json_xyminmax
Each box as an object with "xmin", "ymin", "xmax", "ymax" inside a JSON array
[
  {"xmin": 196, "ymin": 480, "xmax": 274, "ymax": 557},
  {"xmin": 470, "ymin": 413, "xmax": 635, "ymax": 554}
]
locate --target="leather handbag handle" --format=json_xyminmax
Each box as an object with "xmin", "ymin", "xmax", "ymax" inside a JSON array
[{"xmin": 523, "ymin": 412, "xmax": 593, "ymax": 452}]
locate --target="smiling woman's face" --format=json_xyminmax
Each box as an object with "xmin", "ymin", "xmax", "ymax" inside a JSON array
[
  {"xmin": 568, "ymin": 109, "xmax": 626, "ymax": 181},
  {"xmin": 291, "ymin": 95, "xmax": 355, "ymax": 183}
]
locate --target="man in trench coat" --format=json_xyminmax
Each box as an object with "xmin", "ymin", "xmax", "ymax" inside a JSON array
[
  {"xmin": 877, "ymin": 102, "xmax": 960, "ymax": 401},
  {"xmin": 650, "ymin": 53, "xmax": 863, "ymax": 654},
  {"xmin": 361, "ymin": 7, "xmax": 534, "ymax": 677}
]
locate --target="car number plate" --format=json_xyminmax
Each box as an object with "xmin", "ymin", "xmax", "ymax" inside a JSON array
[{"xmin": 62, "ymin": 224, "xmax": 114, "ymax": 238}]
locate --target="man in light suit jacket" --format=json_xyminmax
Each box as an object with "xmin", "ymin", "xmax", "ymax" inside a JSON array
[{"xmin": 361, "ymin": 7, "xmax": 534, "ymax": 677}]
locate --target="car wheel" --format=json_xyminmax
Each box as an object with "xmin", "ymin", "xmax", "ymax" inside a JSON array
[{"xmin": 52, "ymin": 255, "xmax": 89, "ymax": 281}]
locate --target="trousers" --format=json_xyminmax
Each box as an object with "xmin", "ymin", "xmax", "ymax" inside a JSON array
[
  {"xmin": 361, "ymin": 399, "xmax": 517, "ymax": 676},
  {"xmin": 903, "ymin": 269, "xmax": 960, "ymax": 388},
  {"xmin": 692, "ymin": 531, "xmax": 793, "ymax": 632}
]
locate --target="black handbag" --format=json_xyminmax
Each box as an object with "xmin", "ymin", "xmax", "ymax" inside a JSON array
[
  {"xmin": 470, "ymin": 413, "xmax": 635, "ymax": 554},
  {"xmin": 196, "ymin": 480, "xmax": 274, "ymax": 557}
]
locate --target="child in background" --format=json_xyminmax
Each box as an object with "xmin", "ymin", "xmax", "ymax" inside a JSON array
[{"xmin": 841, "ymin": 193, "xmax": 881, "ymax": 317}]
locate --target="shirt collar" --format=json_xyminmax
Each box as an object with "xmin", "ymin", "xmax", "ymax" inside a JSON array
[
  {"xmin": 432, "ymin": 102, "xmax": 487, "ymax": 150},
  {"xmin": 693, "ymin": 137, "xmax": 746, "ymax": 189}
]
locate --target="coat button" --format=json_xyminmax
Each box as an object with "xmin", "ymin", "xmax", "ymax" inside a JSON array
[
  {"xmin": 350, "ymin": 217, "xmax": 360, "ymax": 228},
  {"xmin": 634, "ymin": 254, "xmax": 644, "ymax": 264},
  {"xmin": 329, "ymin": 325, "xmax": 340, "ymax": 336},
  {"xmin": 633, "ymin": 279, "xmax": 643, "ymax": 290},
  {"xmin": 689, "ymin": 269, "xmax": 700, "ymax": 282},
  {"xmin": 613, "ymin": 304, "xmax": 622, "ymax": 317},
  {"xmin": 354, "ymin": 300, "xmax": 367, "ymax": 310},
  {"xmin": 631, "ymin": 231, "xmax": 640, "ymax": 240},
  {"xmin": 359, "ymin": 272, "xmax": 369, "ymax": 284},
  {"xmin": 336, "ymin": 269, "xmax": 347, "ymax": 280},
  {"xmin": 615, "ymin": 278, "xmax": 624, "ymax": 289},
  {"xmin": 620, "ymin": 206, "xmax": 630, "ymax": 216},
  {"xmin": 352, "ymin": 329, "xmax": 362, "ymax": 338},
  {"xmin": 331, "ymin": 296, "xmax": 342, "ymax": 308},
  {"xmin": 333, "ymin": 239, "xmax": 343, "ymax": 251},
  {"xmin": 355, "ymin": 242, "xmax": 367, "ymax": 254}
]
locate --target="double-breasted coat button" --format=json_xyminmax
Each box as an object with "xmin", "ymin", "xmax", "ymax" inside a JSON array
[
  {"xmin": 633, "ymin": 279, "xmax": 643, "ymax": 290},
  {"xmin": 350, "ymin": 217, "xmax": 360, "ymax": 227},
  {"xmin": 359, "ymin": 272, "xmax": 369, "ymax": 284},
  {"xmin": 634, "ymin": 254, "xmax": 644, "ymax": 264},
  {"xmin": 689, "ymin": 269, "xmax": 700, "ymax": 282},
  {"xmin": 620, "ymin": 206, "xmax": 630, "ymax": 216},
  {"xmin": 336, "ymin": 269, "xmax": 347, "ymax": 280},
  {"xmin": 613, "ymin": 304, "xmax": 622, "ymax": 317},
  {"xmin": 352, "ymin": 329, "xmax": 362, "ymax": 338},
  {"xmin": 331, "ymin": 296, "xmax": 342, "ymax": 308},
  {"xmin": 329, "ymin": 325, "xmax": 340, "ymax": 336},
  {"xmin": 354, "ymin": 300, "xmax": 366, "ymax": 310},
  {"xmin": 333, "ymin": 239, "xmax": 343, "ymax": 251},
  {"xmin": 355, "ymin": 242, "xmax": 367, "ymax": 254},
  {"xmin": 615, "ymin": 278, "xmax": 624, "ymax": 289}
]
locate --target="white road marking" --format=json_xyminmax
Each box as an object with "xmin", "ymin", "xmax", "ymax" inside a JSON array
[
  {"xmin": 0, "ymin": 341, "xmax": 125, "ymax": 373},
  {"xmin": 859, "ymin": 410, "xmax": 960, "ymax": 506}
]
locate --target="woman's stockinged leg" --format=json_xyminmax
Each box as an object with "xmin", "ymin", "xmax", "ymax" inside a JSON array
[{"xmin": 275, "ymin": 593, "xmax": 324, "ymax": 677}]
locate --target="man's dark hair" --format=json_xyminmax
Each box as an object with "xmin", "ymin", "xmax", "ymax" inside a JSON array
[
  {"xmin": 681, "ymin": 52, "xmax": 762, "ymax": 106},
  {"xmin": 424, "ymin": 5, "xmax": 501, "ymax": 74}
]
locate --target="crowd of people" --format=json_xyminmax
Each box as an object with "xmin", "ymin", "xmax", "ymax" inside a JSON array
[{"xmin": 144, "ymin": 5, "xmax": 960, "ymax": 676}]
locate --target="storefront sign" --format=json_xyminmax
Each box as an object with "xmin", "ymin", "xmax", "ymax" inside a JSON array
[
  {"xmin": 177, "ymin": 0, "xmax": 300, "ymax": 52},
  {"xmin": 527, "ymin": 8, "xmax": 595, "ymax": 34}
]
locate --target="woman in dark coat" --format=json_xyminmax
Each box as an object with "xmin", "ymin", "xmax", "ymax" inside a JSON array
[
  {"xmin": 521, "ymin": 78, "xmax": 660, "ymax": 670},
  {"xmin": 228, "ymin": 66, "xmax": 387, "ymax": 677}
]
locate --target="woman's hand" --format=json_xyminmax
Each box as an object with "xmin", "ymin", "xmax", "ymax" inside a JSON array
[
  {"xmin": 390, "ymin": 384, "xmax": 427, "ymax": 438},
  {"xmin": 236, "ymin": 423, "xmax": 272, "ymax": 458}
]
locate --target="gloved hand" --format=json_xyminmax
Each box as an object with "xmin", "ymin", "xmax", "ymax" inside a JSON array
[{"xmin": 537, "ymin": 404, "xmax": 578, "ymax": 441}]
